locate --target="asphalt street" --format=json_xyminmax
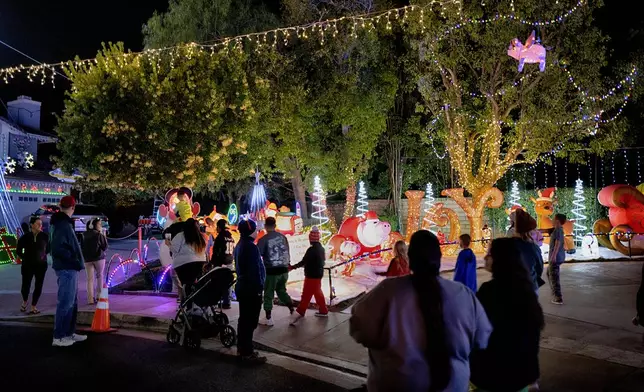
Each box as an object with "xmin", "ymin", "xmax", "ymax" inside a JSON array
[{"xmin": 0, "ymin": 323, "xmax": 348, "ymax": 392}]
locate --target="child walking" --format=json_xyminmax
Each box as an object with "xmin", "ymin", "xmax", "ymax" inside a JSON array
[
  {"xmin": 454, "ymin": 234, "xmax": 477, "ymax": 292},
  {"xmin": 289, "ymin": 227, "xmax": 328, "ymax": 325}
]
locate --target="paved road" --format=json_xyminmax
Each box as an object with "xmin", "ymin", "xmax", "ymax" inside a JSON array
[{"xmin": 0, "ymin": 324, "xmax": 349, "ymax": 392}]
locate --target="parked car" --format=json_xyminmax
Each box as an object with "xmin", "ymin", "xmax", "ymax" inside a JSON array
[{"xmin": 21, "ymin": 204, "xmax": 110, "ymax": 235}]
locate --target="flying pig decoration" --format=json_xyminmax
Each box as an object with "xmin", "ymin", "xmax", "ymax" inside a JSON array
[{"xmin": 507, "ymin": 31, "xmax": 546, "ymax": 72}]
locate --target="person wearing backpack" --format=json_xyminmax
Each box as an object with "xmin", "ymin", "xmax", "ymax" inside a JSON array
[{"xmin": 82, "ymin": 218, "xmax": 108, "ymax": 304}]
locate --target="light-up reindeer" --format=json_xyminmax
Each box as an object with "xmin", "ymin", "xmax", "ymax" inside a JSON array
[
  {"xmin": 508, "ymin": 31, "xmax": 546, "ymax": 72},
  {"xmin": 531, "ymin": 188, "xmax": 574, "ymax": 251}
]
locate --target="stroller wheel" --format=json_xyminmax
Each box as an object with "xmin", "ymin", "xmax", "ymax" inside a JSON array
[
  {"xmin": 213, "ymin": 312, "xmax": 229, "ymax": 326},
  {"xmin": 184, "ymin": 330, "xmax": 201, "ymax": 351},
  {"xmin": 220, "ymin": 325, "xmax": 236, "ymax": 348},
  {"xmin": 166, "ymin": 326, "xmax": 181, "ymax": 345}
]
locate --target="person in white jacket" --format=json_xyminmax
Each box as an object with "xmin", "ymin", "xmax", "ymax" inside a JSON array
[
  {"xmin": 350, "ymin": 230, "xmax": 492, "ymax": 392},
  {"xmin": 166, "ymin": 219, "xmax": 206, "ymax": 304}
]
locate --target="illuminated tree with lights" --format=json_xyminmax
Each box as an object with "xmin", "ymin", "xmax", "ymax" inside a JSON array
[
  {"xmin": 356, "ymin": 181, "xmax": 369, "ymax": 217},
  {"xmin": 312, "ymin": 176, "xmax": 331, "ymax": 243},
  {"xmin": 418, "ymin": 0, "xmax": 634, "ymax": 245},
  {"xmin": 422, "ymin": 182, "xmax": 436, "ymax": 232},
  {"xmin": 506, "ymin": 180, "xmax": 521, "ymax": 230},
  {"xmin": 572, "ymin": 178, "xmax": 588, "ymax": 247}
]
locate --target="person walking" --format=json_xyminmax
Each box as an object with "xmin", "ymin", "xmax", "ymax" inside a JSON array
[
  {"xmin": 207, "ymin": 218, "xmax": 235, "ymax": 308},
  {"xmin": 257, "ymin": 217, "xmax": 294, "ymax": 326},
  {"xmin": 375, "ymin": 240, "xmax": 410, "ymax": 277},
  {"xmin": 168, "ymin": 218, "xmax": 207, "ymax": 305},
  {"xmin": 50, "ymin": 196, "xmax": 87, "ymax": 347},
  {"xmin": 16, "ymin": 216, "xmax": 49, "ymax": 315},
  {"xmin": 234, "ymin": 219, "xmax": 266, "ymax": 364},
  {"xmin": 82, "ymin": 218, "xmax": 108, "ymax": 305},
  {"xmin": 454, "ymin": 234, "xmax": 477, "ymax": 292},
  {"xmin": 548, "ymin": 214, "xmax": 567, "ymax": 305},
  {"xmin": 470, "ymin": 238, "xmax": 545, "ymax": 392},
  {"xmin": 512, "ymin": 209, "xmax": 545, "ymax": 294},
  {"xmin": 350, "ymin": 230, "xmax": 492, "ymax": 392},
  {"xmin": 289, "ymin": 227, "xmax": 328, "ymax": 325}
]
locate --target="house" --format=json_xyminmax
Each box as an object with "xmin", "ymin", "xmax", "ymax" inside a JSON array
[{"xmin": 0, "ymin": 96, "xmax": 72, "ymax": 227}]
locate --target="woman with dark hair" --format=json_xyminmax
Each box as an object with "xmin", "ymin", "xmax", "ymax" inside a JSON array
[
  {"xmin": 350, "ymin": 230, "xmax": 492, "ymax": 391},
  {"xmin": 16, "ymin": 216, "xmax": 49, "ymax": 314},
  {"xmin": 470, "ymin": 238, "xmax": 545, "ymax": 392},
  {"xmin": 166, "ymin": 218, "xmax": 207, "ymax": 302}
]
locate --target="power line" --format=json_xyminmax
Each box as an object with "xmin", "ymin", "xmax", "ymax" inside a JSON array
[{"xmin": 0, "ymin": 38, "xmax": 70, "ymax": 81}]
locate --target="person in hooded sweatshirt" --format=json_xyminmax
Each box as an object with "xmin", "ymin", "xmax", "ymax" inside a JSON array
[
  {"xmin": 350, "ymin": 230, "xmax": 492, "ymax": 392},
  {"xmin": 289, "ymin": 227, "xmax": 328, "ymax": 325},
  {"xmin": 234, "ymin": 219, "xmax": 266, "ymax": 365},
  {"xmin": 50, "ymin": 196, "xmax": 87, "ymax": 347}
]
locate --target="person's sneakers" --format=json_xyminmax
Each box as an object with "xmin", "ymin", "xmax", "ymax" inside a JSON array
[
  {"xmin": 289, "ymin": 313, "xmax": 304, "ymax": 326},
  {"xmin": 52, "ymin": 337, "xmax": 74, "ymax": 347},
  {"xmin": 551, "ymin": 298, "xmax": 564, "ymax": 305},
  {"xmin": 314, "ymin": 312, "xmax": 329, "ymax": 318},
  {"xmin": 259, "ymin": 317, "xmax": 274, "ymax": 326},
  {"xmin": 70, "ymin": 333, "xmax": 87, "ymax": 342},
  {"xmin": 239, "ymin": 352, "xmax": 267, "ymax": 365}
]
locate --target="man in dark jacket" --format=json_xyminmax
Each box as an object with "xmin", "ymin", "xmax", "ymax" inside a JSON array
[
  {"xmin": 208, "ymin": 218, "xmax": 235, "ymax": 309},
  {"xmin": 289, "ymin": 227, "xmax": 328, "ymax": 325},
  {"xmin": 50, "ymin": 196, "xmax": 87, "ymax": 347},
  {"xmin": 234, "ymin": 219, "xmax": 266, "ymax": 364},
  {"xmin": 257, "ymin": 217, "xmax": 294, "ymax": 326}
]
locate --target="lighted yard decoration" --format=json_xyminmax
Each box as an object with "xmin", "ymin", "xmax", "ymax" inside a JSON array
[
  {"xmin": 423, "ymin": 202, "xmax": 461, "ymax": 256},
  {"xmin": 0, "ymin": 227, "xmax": 18, "ymax": 265},
  {"xmin": 157, "ymin": 187, "xmax": 200, "ymax": 229},
  {"xmin": 507, "ymin": 31, "xmax": 546, "ymax": 72},
  {"xmin": 441, "ymin": 187, "xmax": 503, "ymax": 253},
  {"xmin": 329, "ymin": 211, "xmax": 392, "ymax": 277},
  {"xmin": 530, "ymin": 188, "xmax": 574, "ymax": 250},
  {"xmin": 593, "ymin": 184, "xmax": 644, "ymax": 256},
  {"xmin": 405, "ymin": 190, "xmax": 425, "ymax": 242},
  {"xmin": 422, "ymin": 183, "xmax": 437, "ymax": 232}
]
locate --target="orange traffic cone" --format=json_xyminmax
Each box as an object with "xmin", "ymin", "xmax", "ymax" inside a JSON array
[{"xmin": 90, "ymin": 285, "xmax": 116, "ymax": 333}]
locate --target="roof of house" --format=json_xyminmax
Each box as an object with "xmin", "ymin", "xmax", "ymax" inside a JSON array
[
  {"xmin": 6, "ymin": 169, "xmax": 68, "ymax": 184},
  {"xmin": 0, "ymin": 117, "xmax": 57, "ymax": 142}
]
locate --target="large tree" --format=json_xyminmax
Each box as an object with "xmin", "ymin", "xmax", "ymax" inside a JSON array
[
  {"xmin": 416, "ymin": 0, "xmax": 632, "ymax": 242},
  {"xmin": 143, "ymin": 0, "xmax": 281, "ymax": 48},
  {"xmin": 56, "ymin": 43, "xmax": 272, "ymax": 191}
]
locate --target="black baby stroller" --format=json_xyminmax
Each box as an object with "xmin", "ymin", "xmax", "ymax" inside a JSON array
[{"xmin": 166, "ymin": 266, "xmax": 237, "ymax": 350}]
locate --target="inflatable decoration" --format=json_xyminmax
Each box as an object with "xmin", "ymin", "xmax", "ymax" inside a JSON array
[
  {"xmin": 442, "ymin": 187, "xmax": 504, "ymax": 253},
  {"xmin": 254, "ymin": 202, "xmax": 303, "ymax": 242},
  {"xmin": 593, "ymin": 184, "xmax": 644, "ymax": 256},
  {"xmin": 329, "ymin": 211, "xmax": 392, "ymax": 277},
  {"xmin": 530, "ymin": 188, "xmax": 574, "ymax": 251},
  {"xmin": 405, "ymin": 190, "xmax": 425, "ymax": 242},
  {"xmin": 157, "ymin": 187, "xmax": 200, "ymax": 229},
  {"xmin": 424, "ymin": 202, "xmax": 461, "ymax": 256},
  {"xmin": 507, "ymin": 30, "xmax": 546, "ymax": 72}
]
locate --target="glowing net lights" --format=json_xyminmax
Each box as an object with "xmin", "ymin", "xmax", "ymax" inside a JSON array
[
  {"xmin": 227, "ymin": 203, "xmax": 239, "ymax": 225},
  {"xmin": 356, "ymin": 181, "xmax": 369, "ymax": 218},
  {"xmin": 572, "ymin": 179, "xmax": 588, "ymax": 248},
  {"xmin": 312, "ymin": 176, "xmax": 331, "ymax": 243},
  {"xmin": 422, "ymin": 183, "xmax": 437, "ymax": 232},
  {"xmin": 250, "ymin": 171, "xmax": 267, "ymax": 215},
  {"xmin": 0, "ymin": 167, "xmax": 21, "ymax": 233},
  {"xmin": 158, "ymin": 265, "xmax": 172, "ymax": 289}
]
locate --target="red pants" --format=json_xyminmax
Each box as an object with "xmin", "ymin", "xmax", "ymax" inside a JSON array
[{"xmin": 296, "ymin": 278, "xmax": 328, "ymax": 316}]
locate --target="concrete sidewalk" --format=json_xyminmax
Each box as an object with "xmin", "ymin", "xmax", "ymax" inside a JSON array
[{"xmin": 2, "ymin": 258, "xmax": 644, "ymax": 379}]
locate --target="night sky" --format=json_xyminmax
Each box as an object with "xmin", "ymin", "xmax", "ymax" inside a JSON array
[{"xmin": 0, "ymin": 0, "xmax": 642, "ymax": 134}]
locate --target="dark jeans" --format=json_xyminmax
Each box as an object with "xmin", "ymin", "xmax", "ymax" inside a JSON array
[
  {"xmin": 236, "ymin": 290, "xmax": 262, "ymax": 356},
  {"xmin": 54, "ymin": 269, "xmax": 78, "ymax": 339},
  {"xmin": 548, "ymin": 262, "xmax": 562, "ymax": 300},
  {"xmin": 21, "ymin": 263, "xmax": 47, "ymax": 306},
  {"xmin": 174, "ymin": 262, "xmax": 205, "ymax": 307}
]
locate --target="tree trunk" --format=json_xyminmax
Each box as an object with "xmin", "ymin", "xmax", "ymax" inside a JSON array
[
  {"xmin": 388, "ymin": 138, "xmax": 403, "ymax": 230},
  {"xmin": 343, "ymin": 181, "xmax": 356, "ymax": 220},
  {"xmin": 442, "ymin": 187, "xmax": 504, "ymax": 253},
  {"xmin": 291, "ymin": 168, "xmax": 308, "ymax": 219}
]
